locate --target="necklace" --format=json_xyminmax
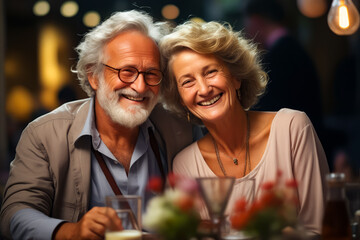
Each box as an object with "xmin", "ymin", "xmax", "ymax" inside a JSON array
[{"xmin": 211, "ymin": 111, "xmax": 250, "ymax": 177}]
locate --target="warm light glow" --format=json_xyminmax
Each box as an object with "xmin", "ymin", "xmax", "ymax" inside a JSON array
[
  {"xmin": 40, "ymin": 88, "xmax": 58, "ymax": 110},
  {"xmin": 190, "ymin": 17, "xmax": 205, "ymax": 23},
  {"xmin": 297, "ymin": 0, "xmax": 327, "ymax": 18},
  {"xmin": 4, "ymin": 58, "xmax": 18, "ymax": 79},
  {"xmin": 6, "ymin": 86, "xmax": 35, "ymax": 121},
  {"xmin": 39, "ymin": 25, "xmax": 69, "ymax": 109},
  {"xmin": 328, "ymin": 0, "xmax": 360, "ymax": 35},
  {"xmin": 83, "ymin": 11, "xmax": 101, "ymax": 27},
  {"xmin": 33, "ymin": 1, "xmax": 50, "ymax": 16},
  {"xmin": 161, "ymin": 4, "xmax": 180, "ymax": 20},
  {"xmin": 339, "ymin": 6, "xmax": 350, "ymax": 28},
  {"xmin": 60, "ymin": 1, "xmax": 79, "ymax": 17}
]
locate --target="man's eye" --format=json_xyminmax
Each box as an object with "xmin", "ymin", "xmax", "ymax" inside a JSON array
[{"xmin": 122, "ymin": 68, "xmax": 135, "ymax": 73}]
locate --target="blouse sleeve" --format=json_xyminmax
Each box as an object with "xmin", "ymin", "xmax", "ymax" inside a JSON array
[{"xmin": 290, "ymin": 112, "xmax": 329, "ymax": 235}]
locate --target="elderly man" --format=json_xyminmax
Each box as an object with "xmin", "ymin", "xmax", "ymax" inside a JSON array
[{"xmin": 0, "ymin": 10, "xmax": 195, "ymax": 240}]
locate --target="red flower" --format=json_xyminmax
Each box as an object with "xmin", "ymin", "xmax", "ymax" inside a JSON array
[
  {"xmin": 230, "ymin": 172, "xmax": 299, "ymax": 237},
  {"xmin": 175, "ymin": 194, "xmax": 195, "ymax": 212},
  {"xmin": 230, "ymin": 211, "xmax": 251, "ymax": 230},
  {"xmin": 233, "ymin": 197, "xmax": 248, "ymax": 212},
  {"xmin": 147, "ymin": 176, "xmax": 163, "ymax": 193},
  {"xmin": 167, "ymin": 172, "xmax": 179, "ymax": 188},
  {"xmin": 261, "ymin": 181, "xmax": 275, "ymax": 191},
  {"xmin": 260, "ymin": 191, "xmax": 283, "ymax": 208},
  {"xmin": 285, "ymin": 179, "xmax": 298, "ymax": 188}
]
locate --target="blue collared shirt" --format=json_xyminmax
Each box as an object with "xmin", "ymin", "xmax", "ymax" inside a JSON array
[{"xmin": 10, "ymin": 97, "xmax": 166, "ymax": 240}]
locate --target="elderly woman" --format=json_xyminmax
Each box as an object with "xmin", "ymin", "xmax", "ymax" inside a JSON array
[{"xmin": 159, "ymin": 21, "xmax": 329, "ymax": 236}]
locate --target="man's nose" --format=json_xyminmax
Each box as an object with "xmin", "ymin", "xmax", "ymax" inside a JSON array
[{"xmin": 130, "ymin": 73, "xmax": 148, "ymax": 94}]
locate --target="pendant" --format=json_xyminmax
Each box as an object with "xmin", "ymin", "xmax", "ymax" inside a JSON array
[{"xmin": 233, "ymin": 158, "xmax": 238, "ymax": 165}]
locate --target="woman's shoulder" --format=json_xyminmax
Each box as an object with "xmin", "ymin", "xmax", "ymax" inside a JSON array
[
  {"xmin": 274, "ymin": 108, "xmax": 312, "ymax": 128},
  {"xmin": 173, "ymin": 141, "xmax": 200, "ymax": 162},
  {"xmin": 251, "ymin": 108, "xmax": 313, "ymax": 136},
  {"xmin": 172, "ymin": 141, "xmax": 203, "ymax": 175}
]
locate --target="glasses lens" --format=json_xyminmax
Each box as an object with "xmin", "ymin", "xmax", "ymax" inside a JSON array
[
  {"xmin": 145, "ymin": 70, "xmax": 162, "ymax": 85},
  {"xmin": 119, "ymin": 67, "xmax": 138, "ymax": 82}
]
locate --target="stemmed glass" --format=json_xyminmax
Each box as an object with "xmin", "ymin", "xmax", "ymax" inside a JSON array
[
  {"xmin": 345, "ymin": 182, "xmax": 360, "ymax": 239},
  {"xmin": 196, "ymin": 177, "xmax": 235, "ymax": 240}
]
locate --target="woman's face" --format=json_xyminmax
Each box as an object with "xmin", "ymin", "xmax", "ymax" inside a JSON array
[{"xmin": 171, "ymin": 49, "xmax": 241, "ymax": 123}]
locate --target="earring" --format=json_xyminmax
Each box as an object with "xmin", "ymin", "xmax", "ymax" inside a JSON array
[{"xmin": 187, "ymin": 111, "xmax": 190, "ymax": 122}]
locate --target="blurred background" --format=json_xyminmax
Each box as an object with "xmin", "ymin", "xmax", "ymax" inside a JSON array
[{"xmin": 1, "ymin": 0, "xmax": 359, "ymax": 188}]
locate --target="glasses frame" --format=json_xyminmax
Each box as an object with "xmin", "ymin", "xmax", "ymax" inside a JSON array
[{"xmin": 102, "ymin": 64, "xmax": 163, "ymax": 86}]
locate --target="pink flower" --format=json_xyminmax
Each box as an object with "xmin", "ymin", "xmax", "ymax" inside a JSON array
[{"xmin": 176, "ymin": 178, "xmax": 199, "ymax": 194}]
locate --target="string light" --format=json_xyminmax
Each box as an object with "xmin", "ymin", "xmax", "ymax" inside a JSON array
[
  {"xmin": 83, "ymin": 11, "xmax": 101, "ymax": 27},
  {"xmin": 328, "ymin": 0, "xmax": 360, "ymax": 35},
  {"xmin": 33, "ymin": 1, "xmax": 50, "ymax": 16},
  {"xmin": 161, "ymin": 4, "xmax": 180, "ymax": 20},
  {"xmin": 297, "ymin": 0, "xmax": 327, "ymax": 18},
  {"xmin": 60, "ymin": 1, "xmax": 79, "ymax": 18}
]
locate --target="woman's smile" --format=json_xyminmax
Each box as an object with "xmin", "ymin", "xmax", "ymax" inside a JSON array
[{"xmin": 198, "ymin": 93, "xmax": 223, "ymax": 106}]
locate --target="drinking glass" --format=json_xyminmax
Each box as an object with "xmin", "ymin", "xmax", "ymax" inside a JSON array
[
  {"xmin": 105, "ymin": 195, "xmax": 142, "ymax": 240},
  {"xmin": 196, "ymin": 177, "xmax": 235, "ymax": 240},
  {"xmin": 345, "ymin": 182, "xmax": 360, "ymax": 239}
]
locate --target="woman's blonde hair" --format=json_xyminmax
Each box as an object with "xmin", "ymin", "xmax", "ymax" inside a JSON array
[{"xmin": 159, "ymin": 21, "xmax": 268, "ymax": 122}]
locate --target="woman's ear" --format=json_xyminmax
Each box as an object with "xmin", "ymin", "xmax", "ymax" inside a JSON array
[
  {"xmin": 180, "ymin": 98, "xmax": 186, "ymax": 107},
  {"xmin": 233, "ymin": 77, "xmax": 241, "ymax": 90}
]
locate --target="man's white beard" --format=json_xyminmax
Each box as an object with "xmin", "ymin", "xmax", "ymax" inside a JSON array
[{"xmin": 96, "ymin": 76, "xmax": 158, "ymax": 129}]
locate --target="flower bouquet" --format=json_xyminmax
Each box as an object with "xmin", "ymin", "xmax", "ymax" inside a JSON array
[
  {"xmin": 143, "ymin": 173, "xmax": 201, "ymax": 240},
  {"xmin": 230, "ymin": 171, "xmax": 299, "ymax": 240}
]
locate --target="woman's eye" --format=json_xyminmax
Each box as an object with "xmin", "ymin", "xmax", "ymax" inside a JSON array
[
  {"xmin": 206, "ymin": 69, "xmax": 218, "ymax": 77},
  {"xmin": 181, "ymin": 79, "xmax": 194, "ymax": 87}
]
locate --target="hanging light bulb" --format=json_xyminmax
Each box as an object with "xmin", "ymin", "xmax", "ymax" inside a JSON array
[
  {"xmin": 328, "ymin": 0, "xmax": 360, "ymax": 35},
  {"xmin": 297, "ymin": 0, "xmax": 328, "ymax": 18}
]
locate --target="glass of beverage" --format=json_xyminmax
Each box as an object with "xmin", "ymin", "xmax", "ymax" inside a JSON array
[
  {"xmin": 105, "ymin": 195, "xmax": 142, "ymax": 240},
  {"xmin": 322, "ymin": 173, "xmax": 352, "ymax": 240},
  {"xmin": 196, "ymin": 177, "xmax": 235, "ymax": 240}
]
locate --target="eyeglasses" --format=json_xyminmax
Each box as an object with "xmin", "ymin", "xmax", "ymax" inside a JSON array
[{"xmin": 103, "ymin": 64, "xmax": 163, "ymax": 86}]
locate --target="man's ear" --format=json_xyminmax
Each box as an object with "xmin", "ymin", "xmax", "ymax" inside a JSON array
[{"xmin": 88, "ymin": 73, "xmax": 98, "ymax": 91}]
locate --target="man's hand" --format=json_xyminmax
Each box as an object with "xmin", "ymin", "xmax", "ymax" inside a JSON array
[{"xmin": 53, "ymin": 207, "xmax": 122, "ymax": 240}]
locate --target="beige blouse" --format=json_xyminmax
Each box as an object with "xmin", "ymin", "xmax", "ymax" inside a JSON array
[{"xmin": 173, "ymin": 108, "xmax": 329, "ymax": 236}]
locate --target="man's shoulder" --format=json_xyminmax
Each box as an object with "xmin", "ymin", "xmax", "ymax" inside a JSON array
[
  {"xmin": 22, "ymin": 99, "xmax": 91, "ymax": 145},
  {"xmin": 29, "ymin": 98, "xmax": 90, "ymax": 128}
]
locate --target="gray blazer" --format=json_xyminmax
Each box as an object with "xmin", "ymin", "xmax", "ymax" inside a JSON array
[{"xmin": 0, "ymin": 98, "xmax": 194, "ymax": 239}]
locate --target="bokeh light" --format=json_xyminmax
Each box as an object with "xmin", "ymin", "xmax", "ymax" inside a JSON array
[
  {"xmin": 162, "ymin": 4, "xmax": 180, "ymax": 20},
  {"xmin": 83, "ymin": 11, "xmax": 101, "ymax": 27},
  {"xmin": 6, "ymin": 86, "xmax": 35, "ymax": 122},
  {"xmin": 190, "ymin": 17, "xmax": 205, "ymax": 23},
  {"xmin": 60, "ymin": 1, "xmax": 79, "ymax": 18},
  {"xmin": 33, "ymin": 1, "xmax": 50, "ymax": 16}
]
